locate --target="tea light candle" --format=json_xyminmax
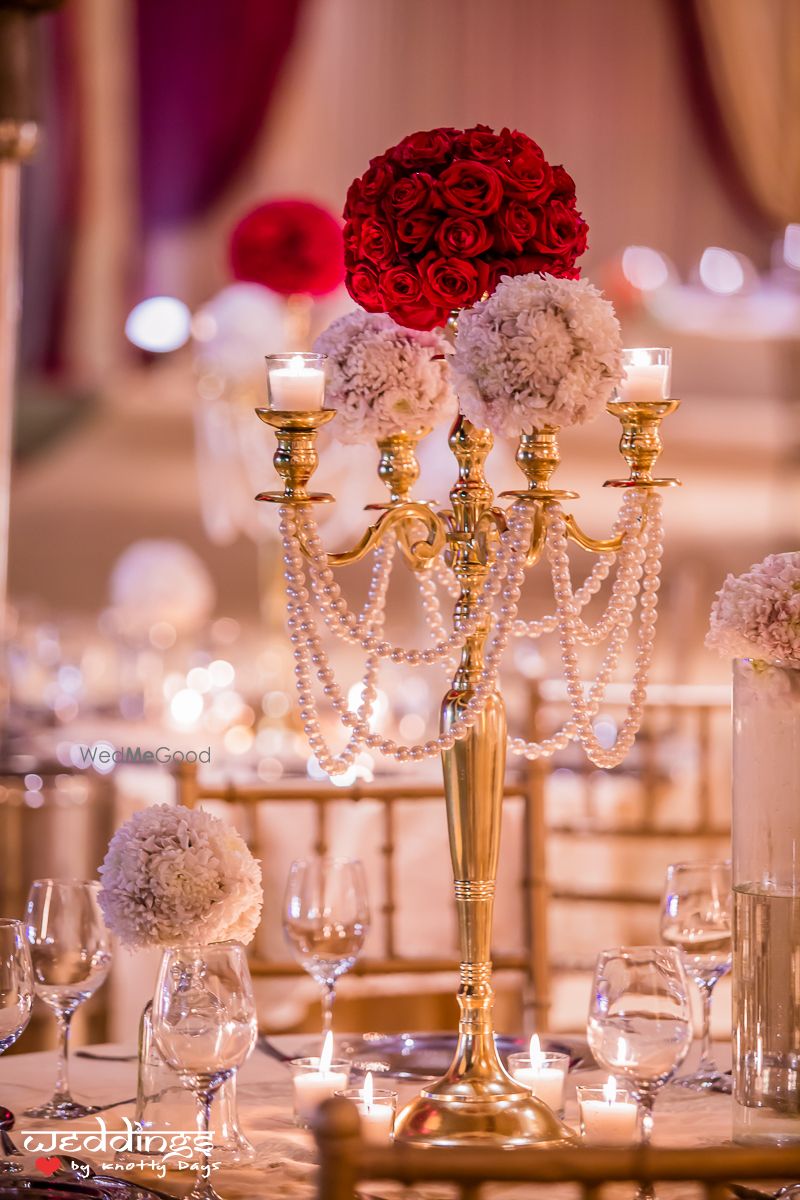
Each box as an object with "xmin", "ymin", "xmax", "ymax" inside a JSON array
[
  {"xmin": 337, "ymin": 1072, "xmax": 396, "ymax": 1144},
  {"xmin": 508, "ymin": 1035, "xmax": 568, "ymax": 1115},
  {"xmin": 578, "ymin": 1076, "xmax": 639, "ymax": 1144},
  {"xmin": 618, "ymin": 348, "xmax": 671, "ymax": 404},
  {"xmin": 267, "ymin": 353, "xmax": 325, "ymax": 411},
  {"xmin": 291, "ymin": 1032, "xmax": 350, "ymax": 1124}
]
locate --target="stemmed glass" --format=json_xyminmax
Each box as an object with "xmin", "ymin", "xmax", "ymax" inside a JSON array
[
  {"xmin": 23, "ymin": 879, "xmax": 112, "ymax": 1119},
  {"xmin": 151, "ymin": 943, "xmax": 257, "ymax": 1200},
  {"xmin": 588, "ymin": 946, "xmax": 693, "ymax": 1151},
  {"xmin": 660, "ymin": 860, "xmax": 732, "ymax": 1090},
  {"xmin": 283, "ymin": 858, "xmax": 369, "ymax": 1035},
  {"xmin": 0, "ymin": 919, "xmax": 34, "ymax": 1164}
]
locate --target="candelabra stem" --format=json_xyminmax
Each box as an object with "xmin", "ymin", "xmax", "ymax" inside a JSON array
[{"xmin": 394, "ymin": 419, "xmax": 571, "ymax": 1147}]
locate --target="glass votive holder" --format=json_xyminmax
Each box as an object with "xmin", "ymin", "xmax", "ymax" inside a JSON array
[
  {"xmin": 265, "ymin": 352, "xmax": 326, "ymax": 412},
  {"xmin": 507, "ymin": 1050, "xmax": 569, "ymax": 1117},
  {"xmin": 335, "ymin": 1085, "xmax": 398, "ymax": 1144},
  {"xmin": 618, "ymin": 347, "xmax": 672, "ymax": 404},
  {"xmin": 576, "ymin": 1081, "xmax": 639, "ymax": 1144},
  {"xmin": 289, "ymin": 1056, "xmax": 351, "ymax": 1127}
]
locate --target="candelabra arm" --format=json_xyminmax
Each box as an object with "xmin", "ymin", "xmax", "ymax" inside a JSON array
[
  {"xmin": 300, "ymin": 501, "xmax": 446, "ymax": 568},
  {"xmin": 562, "ymin": 513, "xmax": 626, "ymax": 555}
]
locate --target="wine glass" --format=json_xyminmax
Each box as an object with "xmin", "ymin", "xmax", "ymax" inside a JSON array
[
  {"xmin": 23, "ymin": 879, "xmax": 112, "ymax": 1119},
  {"xmin": 660, "ymin": 860, "xmax": 732, "ymax": 1090},
  {"xmin": 588, "ymin": 947, "xmax": 693, "ymax": 1148},
  {"xmin": 283, "ymin": 858, "xmax": 369, "ymax": 1035},
  {"xmin": 151, "ymin": 943, "xmax": 257, "ymax": 1200},
  {"xmin": 0, "ymin": 919, "xmax": 34, "ymax": 1161}
]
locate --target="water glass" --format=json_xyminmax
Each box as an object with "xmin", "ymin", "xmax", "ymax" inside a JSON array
[
  {"xmin": 588, "ymin": 946, "xmax": 692, "ymax": 1145},
  {"xmin": 151, "ymin": 942, "xmax": 257, "ymax": 1200},
  {"xmin": 283, "ymin": 858, "xmax": 369, "ymax": 1034},
  {"xmin": 23, "ymin": 880, "xmax": 111, "ymax": 1119},
  {"xmin": 661, "ymin": 860, "xmax": 732, "ymax": 1089}
]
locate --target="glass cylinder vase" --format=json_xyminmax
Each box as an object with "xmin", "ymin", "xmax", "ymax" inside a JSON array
[
  {"xmin": 117, "ymin": 999, "xmax": 256, "ymax": 1167},
  {"xmin": 733, "ymin": 657, "xmax": 800, "ymax": 1144}
]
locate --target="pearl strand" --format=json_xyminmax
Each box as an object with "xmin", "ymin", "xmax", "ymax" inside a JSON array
[
  {"xmin": 296, "ymin": 505, "xmax": 524, "ymax": 666},
  {"xmin": 512, "ymin": 491, "xmax": 643, "ymax": 642}
]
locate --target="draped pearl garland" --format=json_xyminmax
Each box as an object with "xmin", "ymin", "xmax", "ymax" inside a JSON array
[{"xmin": 277, "ymin": 489, "xmax": 663, "ymax": 776}]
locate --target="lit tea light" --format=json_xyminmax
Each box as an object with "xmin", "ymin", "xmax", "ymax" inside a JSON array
[
  {"xmin": 290, "ymin": 1031, "xmax": 350, "ymax": 1124},
  {"xmin": 267, "ymin": 353, "xmax": 326, "ymax": 411},
  {"xmin": 508, "ymin": 1034, "xmax": 568, "ymax": 1116},
  {"xmin": 577, "ymin": 1075, "xmax": 639, "ymax": 1144},
  {"xmin": 618, "ymin": 347, "xmax": 671, "ymax": 404},
  {"xmin": 337, "ymin": 1071, "xmax": 397, "ymax": 1143}
]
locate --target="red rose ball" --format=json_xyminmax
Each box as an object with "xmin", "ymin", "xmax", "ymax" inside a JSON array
[{"xmin": 230, "ymin": 199, "xmax": 345, "ymax": 297}]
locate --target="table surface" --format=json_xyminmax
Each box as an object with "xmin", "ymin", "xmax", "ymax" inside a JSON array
[{"xmin": 0, "ymin": 1037, "xmax": 735, "ymax": 1200}]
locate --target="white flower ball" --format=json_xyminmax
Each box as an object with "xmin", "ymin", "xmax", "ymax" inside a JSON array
[
  {"xmin": 452, "ymin": 273, "xmax": 623, "ymax": 438},
  {"xmin": 109, "ymin": 540, "xmax": 215, "ymax": 639},
  {"xmin": 193, "ymin": 283, "xmax": 285, "ymax": 379}
]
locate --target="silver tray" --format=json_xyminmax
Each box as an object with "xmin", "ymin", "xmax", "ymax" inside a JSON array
[{"xmin": 338, "ymin": 1032, "xmax": 593, "ymax": 1080}]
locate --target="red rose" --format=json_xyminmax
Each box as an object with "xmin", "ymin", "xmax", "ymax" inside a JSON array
[
  {"xmin": 230, "ymin": 199, "xmax": 344, "ymax": 297},
  {"xmin": 529, "ymin": 200, "xmax": 588, "ymax": 268},
  {"xmin": 396, "ymin": 213, "xmax": 437, "ymax": 253},
  {"xmin": 550, "ymin": 164, "xmax": 577, "ymax": 202},
  {"xmin": 452, "ymin": 124, "xmax": 513, "ymax": 163},
  {"xmin": 487, "ymin": 257, "xmax": 515, "ymax": 292},
  {"xmin": 391, "ymin": 127, "xmax": 456, "ymax": 169},
  {"xmin": 347, "ymin": 264, "xmax": 383, "ymax": 311},
  {"xmin": 387, "ymin": 173, "xmax": 437, "ymax": 216},
  {"xmin": 391, "ymin": 296, "xmax": 451, "ymax": 331},
  {"xmin": 435, "ymin": 215, "xmax": 493, "ymax": 258},
  {"xmin": 420, "ymin": 253, "xmax": 489, "ymax": 309},
  {"xmin": 506, "ymin": 128, "xmax": 546, "ymax": 158},
  {"xmin": 380, "ymin": 265, "xmax": 423, "ymax": 306},
  {"xmin": 358, "ymin": 218, "xmax": 396, "ymax": 268},
  {"xmin": 495, "ymin": 202, "xmax": 537, "ymax": 253},
  {"xmin": 344, "ymin": 156, "xmax": 395, "ymax": 217},
  {"xmin": 500, "ymin": 147, "xmax": 553, "ymax": 202},
  {"xmin": 438, "ymin": 161, "xmax": 504, "ymax": 216}
]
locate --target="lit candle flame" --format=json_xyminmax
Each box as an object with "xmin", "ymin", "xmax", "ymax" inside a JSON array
[
  {"xmin": 319, "ymin": 1030, "xmax": 334, "ymax": 1078},
  {"xmin": 529, "ymin": 1033, "xmax": 543, "ymax": 1070},
  {"xmin": 363, "ymin": 1070, "xmax": 374, "ymax": 1113},
  {"xmin": 289, "ymin": 354, "xmax": 307, "ymax": 374},
  {"xmin": 603, "ymin": 1075, "xmax": 617, "ymax": 1105}
]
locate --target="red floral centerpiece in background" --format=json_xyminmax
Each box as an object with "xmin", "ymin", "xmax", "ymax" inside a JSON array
[
  {"xmin": 343, "ymin": 125, "xmax": 589, "ymax": 330},
  {"xmin": 230, "ymin": 198, "xmax": 345, "ymax": 297}
]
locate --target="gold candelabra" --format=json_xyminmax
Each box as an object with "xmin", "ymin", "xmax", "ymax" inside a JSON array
[{"xmin": 256, "ymin": 394, "xmax": 679, "ymax": 1148}]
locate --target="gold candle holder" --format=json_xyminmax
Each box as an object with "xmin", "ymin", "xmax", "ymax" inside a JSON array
[
  {"xmin": 254, "ymin": 408, "xmax": 335, "ymax": 505},
  {"xmin": 604, "ymin": 399, "xmax": 681, "ymax": 489}
]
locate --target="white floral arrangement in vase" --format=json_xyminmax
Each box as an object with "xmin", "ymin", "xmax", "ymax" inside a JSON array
[
  {"xmin": 451, "ymin": 272, "xmax": 623, "ymax": 438},
  {"xmin": 313, "ymin": 310, "xmax": 456, "ymax": 444},
  {"xmin": 706, "ymin": 552, "xmax": 800, "ymax": 669},
  {"xmin": 98, "ymin": 803, "xmax": 263, "ymax": 949}
]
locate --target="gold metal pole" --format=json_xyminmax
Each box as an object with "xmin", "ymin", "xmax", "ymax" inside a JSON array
[{"xmin": 393, "ymin": 419, "xmax": 570, "ymax": 1147}]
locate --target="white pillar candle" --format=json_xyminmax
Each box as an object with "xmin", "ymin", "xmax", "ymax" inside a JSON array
[
  {"xmin": 356, "ymin": 1073, "xmax": 395, "ymax": 1144},
  {"xmin": 618, "ymin": 348, "xmax": 671, "ymax": 404},
  {"xmin": 509, "ymin": 1036, "xmax": 568, "ymax": 1114},
  {"xmin": 291, "ymin": 1032, "xmax": 349, "ymax": 1123},
  {"xmin": 268, "ymin": 354, "xmax": 325, "ymax": 411},
  {"xmin": 578, "ymin": 1076, "xmax": 639, "ymax": 1145}
]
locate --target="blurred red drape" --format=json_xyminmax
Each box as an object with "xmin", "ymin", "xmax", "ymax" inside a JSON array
[{"xmin": 135, "ymin": 0, "xmax": 304, "ymax": 230}]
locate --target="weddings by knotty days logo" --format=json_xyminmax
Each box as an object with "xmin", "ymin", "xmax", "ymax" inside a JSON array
[
  {"xmin": 76, "ymin": 743, "xmax": 211, "ymax": 767},
  {"xmin": 22, "ymin": 1117, "xmax": 221, "ymax": 1180}
]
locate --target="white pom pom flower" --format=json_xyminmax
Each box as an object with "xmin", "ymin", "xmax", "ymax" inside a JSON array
[
  {"xmin": 707, "ymin": 552, "xmax": 800, "ymax": 667},
  {"xmin": 313, "ymin": 310, "xmax": 455, "ymax": 444},
  {"xmin": 451, "ymin": 273, "xmax": 623, "ymax": 438},
  {"xmin": 98, "ymin": 804, "xmax": 263, "ymax": 950}
]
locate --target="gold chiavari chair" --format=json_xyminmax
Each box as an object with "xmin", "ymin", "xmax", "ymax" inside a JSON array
[
  {"xmin": 314, "ymin": 1097, "xmax": 799, "ymax": 1200},
  {"xmin": 175, "ymin": 759, "xmax": 550, "ymax": 1032}
]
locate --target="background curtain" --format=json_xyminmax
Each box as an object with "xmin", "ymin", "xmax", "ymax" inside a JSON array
[{"xmin": 683, "ymin": 0, "xmax": 800, "ymax": 231}]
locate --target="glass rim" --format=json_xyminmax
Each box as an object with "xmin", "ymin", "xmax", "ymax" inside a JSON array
[
  {"xmin": 596, "ymin": 944, "xmax": 683, "ymax": 960},
  {"xmin": 265, "ymin": 352, "xmax": 327, "ymax": 363},
  {"xmin": 289, "ymin": 1056, "xmax": 352, "ymax": 1071},
  {"xmin": 159, "ymin": 939, "xmax": 248, "ymax": 955},
  {"xmin": 507, "ymin": 1050, "xmax": 569, "ymax": 1067},
  {"xmin": 621, "ymin": 346, "xmax": 672, "ymax": 355},
  {"xmin": 334, "ymin": 1086, "xmax": 397, "ymax": 1101},
  {"xmin": 29, "ymin": 878, "xmax": 100, "ymax": 889},
  {"xmin": 288, "ymin": 856, "xmax": 365, "ymax": 871},
  {"xmin": 666, "ymin": 858, "xmax": 732, "ymax": 873},
  {"xmin": 575, "ymin": 1083, "xmax": 637, "ymax": 1100}
]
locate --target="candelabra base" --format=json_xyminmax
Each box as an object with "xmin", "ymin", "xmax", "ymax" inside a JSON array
[{"xmin": 393, "ymin": 1054, "xmax": 574, "ymax": 1147}]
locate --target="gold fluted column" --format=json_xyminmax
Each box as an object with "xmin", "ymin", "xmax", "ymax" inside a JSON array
[{"xmin": 393, "ymin": 418, "xmax": 572, "ymax": 1147}]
